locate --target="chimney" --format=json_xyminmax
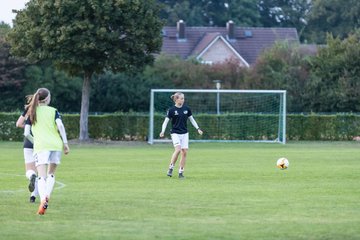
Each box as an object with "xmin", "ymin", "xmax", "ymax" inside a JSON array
[
  {"xmin": 227, "ymin": 20, "xmax": 235, "ymax": 40},
  {"xmin": 177, "ymin": 20, "xmax": 186, "ymax": 40}
]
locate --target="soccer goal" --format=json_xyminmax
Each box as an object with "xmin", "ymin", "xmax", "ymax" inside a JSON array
[{"xmin": 148, "ymin": 89, "xmax": 286, "ymax": 144}]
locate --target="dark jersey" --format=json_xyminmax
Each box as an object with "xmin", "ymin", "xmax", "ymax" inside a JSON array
[
  {"xmin": 21, "ymin": 110, "xmax": 33, "ymax": 149},
  {"xmin": 167, "ymin": 105, "xmax": 192, "ymax": 134}
]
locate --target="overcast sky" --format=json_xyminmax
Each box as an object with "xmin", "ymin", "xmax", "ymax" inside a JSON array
[{"xmin": 0, "ymin": 0, "xmax": 28, "ymax": 26}]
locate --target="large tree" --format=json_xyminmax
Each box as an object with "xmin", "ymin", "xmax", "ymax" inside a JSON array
[
  {"xmin": 258, "ymin": 0, "xmax": 311, "ymax": 41},
  {"xmin": 8, "ymin": 0, "xmax": 163, "ymax": 140}
]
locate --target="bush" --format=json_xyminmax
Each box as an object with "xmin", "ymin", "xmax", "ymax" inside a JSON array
[{"xmin": 2, "ymin": 112, "xmax": 360, "ymax": 142}]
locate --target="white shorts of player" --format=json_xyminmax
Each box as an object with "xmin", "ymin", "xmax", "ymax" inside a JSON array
[
  {"xmin": 24, "ymin": 148, "xmax": 35, "ymax": 164},
  {"xmin": 34, "ymin": 151, "xmax": 62, "ymax": 167},
  {"xmin": 171, "ymin": 133, "xmax": 189, "ymax": 149}
]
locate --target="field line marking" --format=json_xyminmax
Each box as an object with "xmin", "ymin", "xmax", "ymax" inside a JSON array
[{"xmin": 0, "ymin": 172, "xmax": 66, "ymax": 193}]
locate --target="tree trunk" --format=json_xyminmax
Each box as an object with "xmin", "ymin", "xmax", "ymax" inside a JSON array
[{"xmin": 79, "ymin": 71, "xmax": 92, "ymax": 141}]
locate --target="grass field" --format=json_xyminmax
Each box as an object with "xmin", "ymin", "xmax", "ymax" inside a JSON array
[{"xmin": 0, "ymin": 141, "xmax": 359, "ymax": 240}]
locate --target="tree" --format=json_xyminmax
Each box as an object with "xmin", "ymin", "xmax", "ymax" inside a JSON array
[
  {"xmin": 23, "ymin": 62, "xmax": 83, "ymax": 112},
  {"xmin": 159, "ymin": 1, "xmax": 204, "ymax": 26},
  {"xmin": 8, "ymin": 0, "xmax": 163, "ymax": 140},
  {"xmin": 0, "ymin": 22, "xmax": 27, "ymax": 111},
  {"xmin": 258, "ymin": 0, "xmax": 311, "ymax": 41},
  {"xmin": 206, "ymin": 0, "xmax": 261, "ymax": 27},
  {"xmin": 308, "ymin": 34, "xmax": 360, "ymax": 112},
  {"xmin": 0, "ymin": 22, "xmax": 11, "ymax": 38},
  {"xmin": 305, "ymin": 0, "xmax": 360, "ymax": 43},
  {"xmin": 159, "ymin": 0, "xmax": 261, "ymax": 27},
  {"xmin": 246, "ymin": 41, "xmax": 312, "ymax": 112}
]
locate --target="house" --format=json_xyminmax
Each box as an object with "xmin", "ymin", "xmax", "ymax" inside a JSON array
[{"xmin": 161, "ymin": 20, "xmax": 300, "ymax": 66}]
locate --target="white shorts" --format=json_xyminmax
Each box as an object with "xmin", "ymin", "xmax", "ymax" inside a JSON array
[
  {"xmin": 171, "ymin": 133, "xmax": 189, "ymax": 149},
  {"xmin": 24, "ymin": 148, "xmax": 35, "ymax": 164},
  {"xmin": 34, "ymin": 151, "xmax": 62, "ymax": 166}
]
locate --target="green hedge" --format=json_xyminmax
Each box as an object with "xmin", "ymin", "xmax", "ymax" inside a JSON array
[
  {"xmin": 287, "ymin": 113, "xmax": 360, "ymax": 140},
  {"xmin": 1, "ymin": 112, "xmax": 360, "ymax": 142}
]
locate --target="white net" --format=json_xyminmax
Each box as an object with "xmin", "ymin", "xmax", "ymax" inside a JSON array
[{"xmin": 148, "ymin": 89, "xmax": 286, "ymax": 144}]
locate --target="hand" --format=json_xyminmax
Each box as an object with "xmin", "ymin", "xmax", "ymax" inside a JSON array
[
  {"xmin": 159, "ymin": 132, "xmax": 164, "ymax": 138},
  {"xmin": 198, "ymin": 129, "xmax": 203, "ymax": 135},
  {"xmin": 63, "ymin": 143, "xmax": 70, "ymax": 155}
]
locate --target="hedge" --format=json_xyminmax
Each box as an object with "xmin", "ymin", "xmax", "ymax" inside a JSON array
[{"xmin": 1, "ymin": 112, "xmax": 360, "ymax": 142}]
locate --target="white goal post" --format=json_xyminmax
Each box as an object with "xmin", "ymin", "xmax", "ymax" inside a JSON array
[{"xmin": 148, "ymin": 89, "xmax": 286, "ymax": 144}]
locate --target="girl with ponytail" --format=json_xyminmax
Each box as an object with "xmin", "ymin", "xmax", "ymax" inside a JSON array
[
  {"xmin": 24, "ymin": 88, "xmax": 70, "ymax": 215},
  {"xmin": 159, "ymin": 92, "xmax": 203, "ymax": 179}
]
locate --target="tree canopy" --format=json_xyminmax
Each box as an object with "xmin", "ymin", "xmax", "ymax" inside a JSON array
[
  {"xmin": 159, "ymin": 0, "xmax": 261, "ymax": 27},
  {"xmin": 305, "ymin": 0, "xmax": 360, "ymax": 43},
  {"xmin": 8, "ymin": 0, "xmax": 164, "ymax": 140},
  {"xmin": 159, "ymin": 0, "xmax": 359, "ymax": 44}
]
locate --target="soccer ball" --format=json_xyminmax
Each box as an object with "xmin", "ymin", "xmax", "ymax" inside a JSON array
[{"xmin": 277, "ymin": 158, "xmax": 289, "ymax": 170}]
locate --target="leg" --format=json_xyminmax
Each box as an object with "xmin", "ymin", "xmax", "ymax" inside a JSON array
[
  {"xmin": 170, "ymin": 134, "xmax": 181, "ymax": 166},
  {"xmin": 24, "ymin": 148, "xmax": 37, "ymax": 193},
  {"xmin": 178, "ymin": 133, "xmax": 189, "ymax": 178},
  {"xmin": 178, "ymin": 149, "xmax": 188, "ymax": 179},
  {"xmin": 26, "ymin": 161, "xmax": 38, "ymax": 203},
  {"xmin": 25, "ymin": 162, "xmax": 37, "ymax": 192},
  {"xmin": 167, "ymin": 134, "xmax": 181, "ymax": 177},
  {"xmin": 34, "ymin": 151, "xmax": 53, "ymax": 215},
  {"xmin": 36, "ymin": 164, "xmax": 48, "ymax": 201},
  {"xmin": 179, "ymin": 148, "xmax": 188, "ymax": 171},
  {"xmin": 170, "ymin": 145, "xmax": 181, "ymax": 166},
  {"xmin": 36, "ymin": 163, "xmax": 49, "ymax": 215},
  {"xmin": 25, "ymin": 162, "xmax": 37, "ymax": 174},
  {"xmin": 45, "ymin": 163, "xmax": 58, "ymax": 199},
  {"xmin": 167, "ymin": 145, "xmax": 181, "ymax": 177}
]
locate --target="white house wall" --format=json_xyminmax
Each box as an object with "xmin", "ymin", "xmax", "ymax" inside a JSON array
[{"xmin": 199, "ymin": 38, "xmax": 247, "ymax": 66}]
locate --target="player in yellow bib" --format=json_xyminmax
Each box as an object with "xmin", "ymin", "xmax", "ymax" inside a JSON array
[{"xmin": 24, "ymin": 88, "xmax": 70, "ymax": 215}]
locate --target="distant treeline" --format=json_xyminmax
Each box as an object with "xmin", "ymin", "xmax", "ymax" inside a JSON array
[
  {"xmin": 158, "ymin": 0, "xmax": 360, "ymax": 44},
  {"xmin": 1, "ymin": 32, "xmax": 360, "ymax": 114}
]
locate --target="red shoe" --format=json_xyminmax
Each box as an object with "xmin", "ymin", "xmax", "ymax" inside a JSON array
[{"xmin": 37, "ymin": 197, "xmax": 49, "ymax": 215}]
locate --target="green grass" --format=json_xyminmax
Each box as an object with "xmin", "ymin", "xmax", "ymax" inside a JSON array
[{"xmin": 0, "ymin": 141, "xmax": 359, "ymax": 240}]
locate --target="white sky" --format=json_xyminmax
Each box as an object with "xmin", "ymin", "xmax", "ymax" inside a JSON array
[{"xmin": 0, "ymin": 0, "xmax": 29, "ymax": 26}]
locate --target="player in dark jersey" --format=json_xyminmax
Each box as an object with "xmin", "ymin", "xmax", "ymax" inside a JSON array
[
  {"xmin": 16, "ymin": 108, "xmax": 38, "ymax": 202},
  {"xmin": 159, "ymin": 92, "xmax": 203, "ymax": 178}
]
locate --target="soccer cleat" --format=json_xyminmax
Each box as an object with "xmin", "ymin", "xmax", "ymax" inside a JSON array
[
  {"xmin": 178, "ymin": 173, "xmax": 185, "ymax": 179},
  {"xmin": 167, "ymin": 168, "xmax": 173, "ymax": 177},
  {"xmin": 29, "ymin": 196, "xmax": 36, "ymax": 203},
  {"xmin": 37, "ymin": 197, "xmax": 49, "ymax": 215},
  {"xmin": 28, "ymin": 174, "xmax": 36, "ymax": 192}
]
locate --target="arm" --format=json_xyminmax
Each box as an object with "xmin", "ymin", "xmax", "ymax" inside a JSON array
[
  {"xmin": 24, "ymin": 124, "xmax": 34, "ymax": 143},
  {"xmin": 189, "ymin": 116, "xmax": 203, "ymax": 135},
  {"xmin": 159, "ymin": 117, "xmax": 170, "ymax": 137},
  {"xmin": 56, "ymin": 118, "xmax": 70, "ymax": 154},
  {"xmin": 16, "ymin": 115, "xmax": 26, "ymax": 128}
]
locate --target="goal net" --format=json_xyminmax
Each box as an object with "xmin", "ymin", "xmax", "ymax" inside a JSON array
[{"xmin": 148, "ymin": 89, "xmax": 286, "ymax": 144}]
